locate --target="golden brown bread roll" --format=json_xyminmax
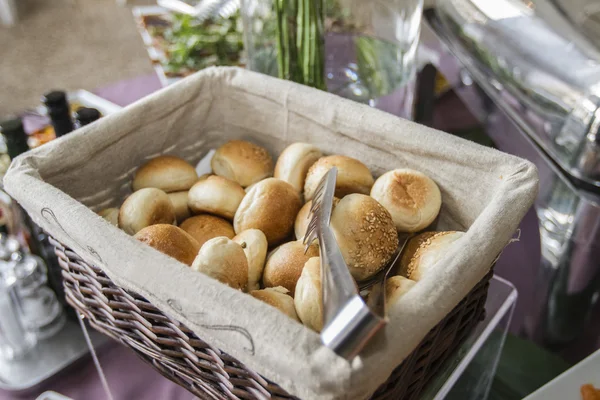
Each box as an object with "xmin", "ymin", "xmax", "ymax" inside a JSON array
[
  {"xmin": 180, "ymin": 214, "xmax": 235, "ymax": 248},
  {"xmin": 250, "ymin": 287, "xmax": 299, "ymax": 321},
  {"xmin": 294, "ymin": 257, "xmax": 323, "ymax": 332},
  {"xmin": 399, "ymin": 231, "xmax": 464, "ymax": 281},
  {"xmin": 167, "ymin": 191, "xmax": 191, "ymax": 224},
  {"xmin": 192, "ymin": 237, "xmax": 248, "ymax": 290},
  {"xmin": 370, "ymin": 169, "xmax": 442, "ymax": 232},
  {"xmin": 294, "ymin": 198, "xmax": 340, "ymax": 241},
  {"xmin": 134, "ymin": 224, "xmax": 200, "ymax": 266},
  {"xmin": 233, "ymin": 229, "xmax": 268, "ymax": 291},
  {"xmin": 262, "ymin": 241, "xmax": 319, "ymax": 295},
  {"xmin": 330, "ymin": 194, "xmax": 398, "ymax": 281},
  {"xmin": 385, "ymin": 276, "xmax": 416, "ymax": 307},
  {"xmin": 118, "ymin": 188, "xmax": 176, "ymax": 235},
  {"xmin": 234, "ymin": 178, "xmax": 302, "ymax": 246},
  {"xmin": 98, "ymin": 208, "xmax": 119, "ymax": 226},
  {"xmin": 133, "ymin": 155, "xmax": 198, "ymax": 193},
  {"xmin": 274, "ymin": 143, "xmax": 322, "ymax": 193},
  {"xmin": 211, "ymin": 140, "xmax": 274, "ymax": 187},
  {"xmin": 188, "ymin": 175, "xmax": 245, "ymax": 220},
  {"xmin": 304, "ymin": 155, "xmax": 374, "ymax": 201}
]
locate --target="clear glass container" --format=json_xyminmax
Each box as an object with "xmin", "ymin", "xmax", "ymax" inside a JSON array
[{"xmin": 242, "ymin": 0, "xmax": 424, "ymax": 119}]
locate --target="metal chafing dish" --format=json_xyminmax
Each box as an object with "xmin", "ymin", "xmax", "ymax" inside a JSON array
[{"xmin": 424, "ymin": 0, "xmax": 600, "ymax": 352}]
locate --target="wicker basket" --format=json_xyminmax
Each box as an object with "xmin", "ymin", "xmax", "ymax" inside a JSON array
[{"xmin": 52, "ymin": 236, "xmax": 492, "ymax": 400}]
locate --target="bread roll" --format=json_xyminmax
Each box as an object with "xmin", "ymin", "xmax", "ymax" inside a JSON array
[
  {"xmin": 133, "ymin": 155, "xmax": 198, "ymax": 193},
  {"xmin": 399, "ymin": 231, "xmax": 464, "ymax": 281},
  {"xmin": 370, "ymin": 169, "xmax": 442, "ymax": 232},
  {"xmin": 188, "ymin": 175, "xmax": 245, "ymax": 220},
  {"xmin": 192, "ymin": 237, "xmax": 248, "ymax": 290},
  {"xmin": 167, "ymin": 191, "xmax": 191, "ymax": 224},
  {"xmin": 180, "ymin": 214, "xmax": 235, "ymax": 248},
  {"xmin": 304, "ymin": 155, "xmax": 374, "ymax": 201},
  {"xmin": 294, "ymin": 257, "xmax": 323, "ymax": 332},
  {"xmin": 385, "ymin": 276, "xmax": 416, "ymax": 307},
  {"xmin": 262, "ymin": 241, "xmax": 319, "ymax": 295},
  {"xmin": 134, "ymin": 224, "xmax": 200, "ymax": 266},
  {"xmin": 234, "ymin": 178, "xmax": 302, "ymax": 246},
  {"xmin": 98, "ymin": 208, "xmax": 119, "ymax": 226},
  {"xmin": 294, "ymin": 198, "xmax": 340, "ymax": 240},
  {"xmin": 274, "ymin": 143, "xmax": 322, "ymax": 193},
  {"xmin": 233, "ymin": 229, "xmax": 268, "ymax": 291},
  {"xmin": 330, "ymin": 194, "xmax": 398, "ymax": 281},
  {"xmin": 250, "ymin": 287, "xmax": 299, "ymax": 321},
  {"xmin": 211, "ymin": 140, "xmax": 274, "ymax": 187},
  {"xmin": 119, "ymin": 188, "xmax": 176, "ymax": 235}
]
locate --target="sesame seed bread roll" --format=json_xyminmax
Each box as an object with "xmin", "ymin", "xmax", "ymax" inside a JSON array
[
  {"xmin": 399, "ymin": 231, "xmax": 464, "ymax": 281},
  {"xmin": 234, "ymin": 178, "xmax": 302, "ymax": 246},
  {"xmin": 262, "ymin": 241, "xmax": 319, "ymax": 295},
  {"xmin": 274, "ymin": 143, "xmax": 322, "ymax": 193},
  {"xmin": 167, "ymin": 191, "xmax": 191, "ymax": 224},
  {"xmin": 250, "ymin": 287, "xmax": 299, "ymax": 321},
  {"xmin": 98, "ymin": 208, "xmax": 119, "ymax": 226},
  {"xmin": 304, "ymin": 155, "xmax": 374, "ymax": 201},
  {"xmin": 188, "ymin": 176, "xmax": 246, "ymax": 220},
  {"xmin": 370, "ymin": 169, "xmax": 442, "ymax": 232},
  {"xmin": 330, "ymin": 194, "xmax": 399, "ymax": 281},
  {"xmin": 118, "ymin": 188, "xmax": 176, "ymax": 235},
  {"xmin": 134, "ymin": 224, "xmax": 200, "ymax": 266},
  {"xmin": 294, "ymin": 257, "xmax": 323, "ymax": 332},
  {"xmin": 233, "ymin": 229, "xmax": 268, "ymax": 291},
  {"xmin": 133, "ymin": 155, "xmax": 198, "ymax": 193},
  {"xmin": 211, "ymin": 140, "xmax": 274, "ymax": 187},
  {"xmin": 385, "ymin": 276, "xmax": 416, "ymax": 307},
  {"xmin": 192, "ymin": 237, "xmax": 248, "ymax": 290},
  {"xmin": 180, "ymin": 214, "xmax": 235, "ymax": 248}
]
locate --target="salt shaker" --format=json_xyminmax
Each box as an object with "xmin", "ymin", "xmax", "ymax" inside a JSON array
[{"xmin": 0, "ymin": 263, "xmax": 36, "ymax": 360}]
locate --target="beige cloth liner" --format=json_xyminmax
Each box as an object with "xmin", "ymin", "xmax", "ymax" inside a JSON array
[{"xmin": 3, "ymin": 67, "xmax": 538, "ymax": 400}]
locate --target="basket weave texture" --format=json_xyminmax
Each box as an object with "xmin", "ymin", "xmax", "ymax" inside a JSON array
[{"xmin": 52, "ymin": 236, "xmax": 491, "ymax": 400}]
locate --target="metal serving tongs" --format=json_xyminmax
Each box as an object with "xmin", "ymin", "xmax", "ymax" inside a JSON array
[{"xmin": 303, "ymin": 167, "xmax": 408, "ymax": 360}]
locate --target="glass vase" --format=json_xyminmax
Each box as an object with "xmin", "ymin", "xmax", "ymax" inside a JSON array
[{"xmin": 241, "ymin": 0, "xmax": 424, "ymax": 119}]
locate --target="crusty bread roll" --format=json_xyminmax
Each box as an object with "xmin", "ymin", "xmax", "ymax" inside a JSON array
[
  {"xmin": 330, "ymin": 194, "xmax": 398, "ymax": 281},
  {"xmin": 119, "ymin": 188, "xmax": 176, "ymax": 235},
  {"xmin": 294, "ymin": 197, "xmax": 340, "ymax": 241},
  {"xmin": 233, "ymin": 229, "xmax": 268, "ymax": 291},
  {"xmin": 188, "ymin": 175, "xmax": 245, "ymax": 220},
  {"xmin": 234, "ymin": 178, "xmax": 302, "ymax": 246},
  {"xmin": 274, "ymin": 143, "xmax": 322, "ymax": 193},
  {"xmin": 134, "ymin": 224, "xmax": 200, "ymax": 266},
  {"xmin": 399, "ymin": 231, "xmax": 464, "ymax": 281},
  {"xmin": 180, "ymin": 214, "xmax": 235, "ymax": 248},
  {"xmin": 294, "ymin": 257, "xmax": 323, "ymax": 332},
  {"xmin": 304, "ymin": 155, "xmax": 374, "ymax": 201},
  {"xmin": 250, "ymin": 287, "xmax": 299, "ymax": 321},
  {"xmin": 192, "ymin": 237, "xmax": 248, "ymax": 290},
  {"xmin": 133, "ymin": 155, "xmax": 198, "ymax": 193},
  {"xmin": 385, "ymin": 276, "xmax": 416, "ymax": 307},
  {"xmin": 98, "ymin": 208, "xmax": 119, "ymax": 226},
  {"xmin": 167, "ymin": 191, "xmax": 191, "ymax": 224},
  {"xmin": 211, "ymin": 140, "xmax": 274, "ymax": 187},
  {"xmin": 262, "ymin": 241, "xmax": 319, "ymax": 295},
  {"xmin": 370, "ymin": 169, "xmax": 442, "ymax": 232}
]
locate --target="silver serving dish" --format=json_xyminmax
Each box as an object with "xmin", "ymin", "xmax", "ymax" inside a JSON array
[{"xmin": 435, "ymin": 0, "xmax": 600, "ymax": 190}]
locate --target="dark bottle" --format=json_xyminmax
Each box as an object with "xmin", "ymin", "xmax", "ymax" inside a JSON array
[
  {"xmin": 74, "ymin": 107, "xmax": 101, "ymax": 127},
  {"xmin": 42, "ymin": 91, "xmax": 73, "ymax": 137},
  {"xmin": 1, "ymin": 117, "xmax": 29, "ymax": 159}
]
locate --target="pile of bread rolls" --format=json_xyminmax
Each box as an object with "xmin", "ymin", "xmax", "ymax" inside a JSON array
[{"xmin": 99, "ymin": 140, "xmax": 463, "ymax": 332}]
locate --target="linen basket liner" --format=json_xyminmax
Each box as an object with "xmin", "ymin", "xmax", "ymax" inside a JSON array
[{"xmin": 3, "ymin": 67, "xmax": 538, "ymax": 400}]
